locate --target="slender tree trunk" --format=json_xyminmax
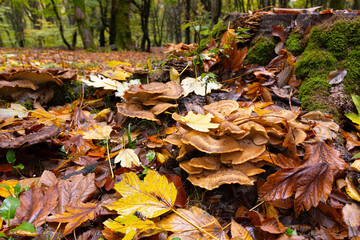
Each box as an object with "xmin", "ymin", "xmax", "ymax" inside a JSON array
[
  {"xmin": 116, "ymin": 0, "xmax": 132, "ymax": 50},
  {"xmin": 353, "ymin": 0, "xmax": 359, "ymax": 9},
  {"xmin": 185, "ymin": 0, "xmax": 191, "ymax": 44},
  {"xmin": 51, "ymin": 0, "xmax": 72, "ymax": 49},
  {"xmin": 72, "ymin": 0, "xmax": 97, "ymax": 50},
  {"xmin": 109, "ymin": 0, "xmax": 117, "ymax": 45},
  {"xmin": 211, "ymin": 0, "xmax": 221, "ymax": 28},
  {"xmin": 98, "ymin": 0, "xmax": 108, "ymax": 47}
]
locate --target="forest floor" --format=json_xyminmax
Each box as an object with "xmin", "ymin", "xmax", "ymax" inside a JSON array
[{"xmin": 1, "ymin": 13, "xmax": 360, "ymax": 240}]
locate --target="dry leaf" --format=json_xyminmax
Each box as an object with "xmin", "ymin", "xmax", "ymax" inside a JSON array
[
  {"xmin": 82, "ymin": 125, "xmax": 112, "ymax": 140},
  {"xmin": 105, "ymin": 170, "xmax": 177, "ymax": 218},
  {"xmin": 114, "ymin": 148, "xmax": 141, "ymax": 168},
  {"xmin": 175, "ymin": 111, "xmax": 219, "ymax": 132},
  {"xmin": 231, "ymin": 218, "xmax": 253, "ymax": 240},
  {"xmin": 0, "ymin": 180, "xmax": 19, "ymax": 198},
  {"xmin": 159, "ymin": 206, "xmax": 228, "ymax": 240},
  {"xmin": 181, "ymin": 76, "xmax": 221, "ymax": 97},
  {"xmin": 47, "ymin": 202, "xmax": 97, "ymax": 236}
]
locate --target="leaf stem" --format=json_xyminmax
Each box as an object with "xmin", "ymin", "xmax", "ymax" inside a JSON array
[
  {"xmin": 171, "ymin": 208, "xmax": 219, "ymax": 240},
  {"xmin": 106, "ymin": 138, "xmax": 114, "ymax": 178}
]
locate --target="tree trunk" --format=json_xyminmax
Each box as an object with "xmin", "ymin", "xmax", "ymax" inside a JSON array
[
  {"xmin": 185, "ymin": 0, "xmax": 191, "ymax": 44},
  {"xmin": 51, "ymin": 0, "xmax": 72, "ymax": 50},
  {"xmin": 140, "ymin": 0, "xmax": 151, "ymax": 52},
  {"xmin": 353, "ymin": 0, "xmax": 359, "ymax": 9},
  {"xmin": 329, "ymin": 0, "xmax": 343, "ymax": 9},
  {"xmin": 98, "ymin": 0, "xmax": 108, "ymax": 47},
  {"xmin": 115, "ymin": 0, "xmax": 132, "ymax": 50},
  {"xmin": 211, "ymin": 0, "xmax": 221, "ymax": 28},
  {"xmin": 109, "ymin": 0, "xmax": 117, "ymax": 45},
  {"xmin": 72, "ymin": 0, "xmax": 97, "ymax": 50}
]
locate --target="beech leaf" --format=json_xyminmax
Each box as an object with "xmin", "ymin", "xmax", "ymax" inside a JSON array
[
  {"xmin": 47, "ymin": 202, "xmax": 97, "ymax": 236},
  {"xmin": 105, "ymin": 170, "xmax": 177, "ymax": 218},
  {"xmin": 114, "ymin": 149, "xmax": 141, "ymax": 168}
]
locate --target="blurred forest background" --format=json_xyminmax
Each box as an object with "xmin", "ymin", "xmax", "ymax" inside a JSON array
[{"xmin": 0, "ymin": 0, "xmax": 358, "ymax": 51}]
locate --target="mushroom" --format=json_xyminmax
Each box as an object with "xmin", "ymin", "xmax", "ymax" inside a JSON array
[
  {"xmin": 117, "ymin": 102, "xmax": 161, "ymax": 124},
  {"xmin": 220, "ymin": 139, "xmax": 266, "ymax": 164},
  {"xmin": 181, "ymin": 131, "xmax": 243, "ymax": 154},
  {"xmin": 150, "ymin": 102, "xmax": 178, "ymax": 115},
  {"xmin": 203, "ymin": 100, "xmax": 239, "ymax": 119},
  {"xmin": 187, "ymin": 168, "xmax": 253, "ymax": 190}
]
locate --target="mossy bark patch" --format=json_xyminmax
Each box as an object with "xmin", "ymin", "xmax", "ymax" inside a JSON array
[{"xmin": 245, "ymin": 35, "xmax": 276, "ymax": 66}]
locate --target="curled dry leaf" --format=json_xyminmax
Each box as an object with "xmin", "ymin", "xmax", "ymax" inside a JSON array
[
  {"xmin": 114, "ymin": 148, "xmax": 141, "ymax": 168},
  {"xmin": 231, "ymin": 218, "xmax": 253, "ymax": 240},
  {"xmin": 173, "ymin": 111, "xmax": 219, "ymax": 132},
  {"xmin": 159, "ymin": 206, "xmax": 229, "ymax": 240},
  {"xmin": 344, "ymin": 177, "xmax": 360, "ymax": 202},
  {"xmin": 260, "ymin": 217, "xmax": 286, "ymax": 234}
]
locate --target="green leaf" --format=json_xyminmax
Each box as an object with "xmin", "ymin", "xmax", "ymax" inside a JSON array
[
  {"xmin": 345, "ymin": 112, "xmax": 360, "ymax": 125},
  {"xmin": 0, "ymin": 196, "xmax": 21, "ymax": 220},
  {"xmin": 10, "ymin": 222, "xmax": 35, "ymax": 233},
  {"xmin": 14, "ymin": 164, "xmax": 24, "ymax": 170},
  {"xmin": 6, "ymin": 150, "xmax": 16, "ymax": 164},
  {"xmin": 352, "ymin": 152, "xmax": 360, "ymax": 159},
  {"xmin": 0, "ymin": 233, "xmax": 6, "ymax": 237},
  {"xmin": 285, "ymin": 228, "xmax": 297, "ymax": 236},
  {"xmin": 237, "ymin": 28, "xmax": 251, "ymax": 32},
  {"xmin": 146, "ymin": 151, "xmax": 156, "ymax": 161},
  {"xmin": 172, "ymin": 238, "xmax": 182, "ymax": 240},
  {"xmin": 351, "ymin": 94, "xmax": 360, "ymax": 115},
  {"xmin": 14, "ymin": 183, "xmax": 21, "ymax": 198}
]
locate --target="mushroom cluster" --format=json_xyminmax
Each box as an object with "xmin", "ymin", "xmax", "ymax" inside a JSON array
[
  {"xmin": 166, "ymin": 100, "xmax": 311, "ymax": 190},
  {"xmin": 117, "ymin": 81, "xmax": 184, "ymax": 124}
]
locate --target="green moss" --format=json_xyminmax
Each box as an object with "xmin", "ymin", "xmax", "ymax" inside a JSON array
[
  {"xmin": 211, "ymin": 20, "xmax": 227, "ymax": 38},
  {"xmin": 286, "ymin": 32, "xmax": 303, "ymax": 55},
  {"xmin": 19, "ymin": 99, "xmax": 34, "ymax": 110},
  {"xmin": 245, "ymin": 36, "xmax": 276, "ymax": 66},
  {"xmin": 295, "ymin": 49, "xmax": 337, "ymax": 79},
  {"xmin": 342, "ymin": 47, "xmax": 360, "ymax": 94}
]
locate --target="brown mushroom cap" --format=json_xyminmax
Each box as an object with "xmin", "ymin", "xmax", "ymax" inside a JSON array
[
  {"xmin": 181, "ymin": 131, "xmax": 243, "ymax": 154},
  {"xmin": 218, "ymin": 120, "xmax": 247, "ymax": 137},
  {"xmin": 188, "ymin": 156, "xmax": 220, "ymax": 171},
  {"xmin": 180, "ymin": 161, "xmax": 203, "ymax": 174},
  {"xmin": 117, "ymin": 102, "xmax": 161, "ymax": 124},
  {"xmin": 232, "ymin": 162, "xmax": 266, "ymax": 176},
  {"xmin": 123, "ymin": 82, "xmax": 166, "ymax": 101},
  {"xmin": 203, "ymin": 100, "xmax": 239, "ymax": 119},
  {"xmin": 187, "ymin": 168, "xmax": 253, "ymax": 190},
  {"xmin": 151, "ymin": 81, "xmax": 184, "ymax": 100},
  {"xmin": 150, "ymin": 102, "xmax": 178, "ymax": 115},
  {"xmin": 238, "ymin": 121, "xmax": 269, "ymax": 145},
  {"xmin": 220, "ymin": 139, "xmax": 266, "ymax": 164},
  {"xmin": 9, "ymin": 69, "xmax": 63, "ymax": 86}
]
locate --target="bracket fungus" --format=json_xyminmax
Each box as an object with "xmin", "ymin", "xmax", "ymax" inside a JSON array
[{"xmin": 117, "ymin": 81, "xmax": 184, "ymax": 124}]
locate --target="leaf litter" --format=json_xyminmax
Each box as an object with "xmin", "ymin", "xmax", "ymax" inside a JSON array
[{"xmin": 0, "ymin": 12, "xmax": 360, "ymax": 240}]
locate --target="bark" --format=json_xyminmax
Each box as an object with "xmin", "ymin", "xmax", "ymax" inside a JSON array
[
  {"xmin": 115, "ymin": 0, "xmax": 132, "ymax": 50},
  {"xmin": 109, "ymin": 0, "xmax": 117, "ymax": 45},
  {"xmin": 51, "ymin": 0, "xmax": 72, "ymax": 50},
  {"xmin": 131, "ymin": 0, "xmax": 151, "ymax": 52},
  {"xmin": 72, "ymin": 0, "xmax": 97, "ymax": 50},
  {"xmin": 353, "ymin": 0, "xmax": 359, "ymax": 9},
  {"xmin": 97, "ymin": 0, "xmax": 108, "ymax": 47},
  {"xmin": 5, "ymin": 2, "xmax": 26, "ymax": 47},
  {"xmin": 329, "ymin": 0, "xmax": 344, "ymax": 9},
  {"xmin": 211, "ymin": 0, "xmax": 222, "ymax": 27},
  {"xmin": 185, "ymin": 0, "xmax": 191, "ymax": 44}
]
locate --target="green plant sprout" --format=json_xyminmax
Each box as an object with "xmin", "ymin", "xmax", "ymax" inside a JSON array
[
  {"xmin": 6, "ymin": 150, "xmax": 24, "ymax": 173},
  {"xmin": 345, "ymin": 94, "xmax": 360, "ymax": 126}
]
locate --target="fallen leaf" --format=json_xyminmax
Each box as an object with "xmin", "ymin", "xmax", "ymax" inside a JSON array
[
  {"xmin": 327, "ymin": 69, "xmax": 347, "ymax": 85},
  {"xmin": 82, "ymin": 125, "xmax": 112, "ymax": 140},
  {"xmin": 159, "ymin": 206, "xmax": 228, "ymax": 240},
  {"xmin": 181, "ymin": 76, "xmax": 221, "ymax": 97},
  {"xmin": 47, "ymin": 202, "xmax": 97, "ymax": 236},
  {"xmin": 175, "ymin": 111, "xmax": 219, "ymax": 132},
  {"xmin": 104, "ymin": 215, "xmax": 162, "ymax": 240},
  {"xmin": 345, "ymin": 177, "xmax": 360, "ymax": 201},
  {"xmin": 170, "ymin": 67, "xmax": 180, "ymax": 84},
  {"xmin": 105, "ymin": 170, "xmax": 177, "ymax": 218},
  {"xmin": 114, "ymin": 149, "xmax": 141, "ymax": 168},
  {"xmin": 231, "ymin": 218, "xmax": 253, "ymax": 240},
  {"xmin": 0, "ymin": 180, "xmax": 19, "ymax": 198},
  {"xmin": 259, "ymin": 163, "xmax": 335, "ymax": 216},
  {"xmin": 260, "ymin": 217, "xmax": 286, "ymax": 234}
]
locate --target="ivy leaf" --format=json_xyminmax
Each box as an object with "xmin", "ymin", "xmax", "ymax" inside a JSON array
[
  {"xmin": 0, "ymin": 196, "xmax": 20, "ymax": 221},
  {"xmin": 114, "ymin": 149, "xmax": 141, "ymax": 168},
  {"xmin": 105, "ymin": 170, "xmax": 177, "ymax": 218},
  {"xmin": 47, "ymin": 202, "xmax": 97, "ymax": 236},
  {"xmin": 104, "ymin": 215, "xmax": 162, "ymax": 240}
]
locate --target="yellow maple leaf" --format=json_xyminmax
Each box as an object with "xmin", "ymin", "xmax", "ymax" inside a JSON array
[
  {"xmin": 106, "ymin": 60, "xmax": 132, "ymax": 68},
  {"xmin": 114, "ymin": 149, "xmax": 141, "ymax": 168},
  {"xmin": 104, "ymin": 215, "xmax": 162, "ymax": 240},
  {"xmin": 0, "ymin": 180, "xmax": 19, "ymax": 198},
  {"xmin": 105, "ymin": 170, "xmax": 177, "ymax": 218},
  {"xmin": 101, "ymin": 69, "xmax": 132, "ymax": 81},
  {"xmin": 176, "ymin": 111, "xmax": 219, "ymax": 132}
]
